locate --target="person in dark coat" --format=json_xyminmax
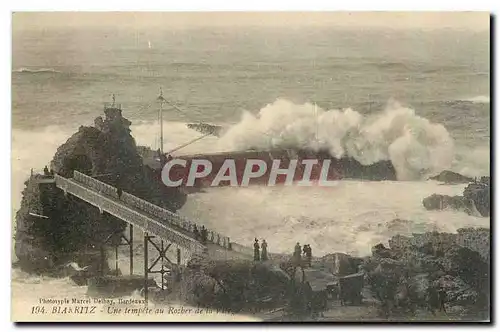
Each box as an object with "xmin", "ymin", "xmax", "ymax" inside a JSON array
[
  {"xmin": 200, "ymin": 226, "xmax": 208, "ymax": 244},
  {"xmin": 305, "ymin": 245, "xmax": 312, "ymax": 267},
  {"xmin": 438, "ymin": 287, "xmax": 447, "ymax": 313},
  {"xmin": 293, "ymin": 242, "xmax": 302, "ymax": 264},
  {"xmin": 43, "ymin": 166, "xmax": 49, "ymax": 176},
  {"xmin": 261, "ymin": 239, "xmax": 268, "ymax": 261},
  {"xmin": 426, "ymin": 285, "xmax": 439, "ymax": 315},
  {"xmin": 193, "ymin": 225, "xmax": 200, "ymax": 241},
  {"xmin": 254, "ymin": 238, "xmax": 260, "ymax": 261}
]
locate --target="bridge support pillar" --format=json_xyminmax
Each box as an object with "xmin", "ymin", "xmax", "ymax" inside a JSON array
[
  {"xmin": 99, "ymin": 245, "xmax": 106, "ymax": 276},
  {"xmin": 144, "ymin": 232, "xmax": 149, "ymax": 304},
  {"xmin": 103, "ymin": 222, "xmax": 134, "ymax": 277},
  {"xmin": 143, "ymin": 232, "xmax": 178, "ymax": 303},
  {"xmin": 115, "ymin": 246, "xmax": 119, "ymax": 276},
  {"xmin": 129, "ymin": 225, "xmax": 133, "ymax": 275}
]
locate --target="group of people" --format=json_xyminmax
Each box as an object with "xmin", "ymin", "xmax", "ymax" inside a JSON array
[
  {"xmin": 42, "ymin": 165, "xmax": 54, "ymax": 176},
  {"xmin": 192, "ymin": 225, "xmax": 209, "ymax": 244},
  {"xmin": 253, "ymin": 238, "xmax": 268, "ymax": 261},
  {"xmin": 252, "ymin": 240, "xmax": 313, "ymax": 265},
  {"xmin": 294, "ymin": 243, "xmax": 312, "ymax": 267}
]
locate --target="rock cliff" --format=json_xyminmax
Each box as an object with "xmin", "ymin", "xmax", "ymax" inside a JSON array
[{"xmin": 14, "ymin": 107, "xmax": 187, "ymax": 274}]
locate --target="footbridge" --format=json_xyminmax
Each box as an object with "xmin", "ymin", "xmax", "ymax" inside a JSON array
[{"xmin": 53, "ymin": 170, "xmax": 252, "ymax": 299}]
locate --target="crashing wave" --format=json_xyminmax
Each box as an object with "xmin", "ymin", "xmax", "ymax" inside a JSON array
[{"xmin": 218, "ymin": 98, "xmax": 454, "ymax": 181}]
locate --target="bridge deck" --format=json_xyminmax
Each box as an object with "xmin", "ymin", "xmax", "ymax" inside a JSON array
[{"xmin": 54, "ymin": 172, "xmax": 250, "ymax": 261}]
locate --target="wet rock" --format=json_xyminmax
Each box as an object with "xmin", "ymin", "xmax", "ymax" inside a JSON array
[
  {"xmin": 429, "ymin": 171, "xmax": 473, "ymax": 184},
  {"xmin": 422, "ymin": 194, "xmax": 471, "ymax": 213},
  {"xmin": 463, "ymin": 181, "xmax": 490, "ymax": 217},
  {"xmin": 182, "ymin": 257, "xmax": 290, "ymax": 312},
  {"xmin": 423, "ymin": 176, "xmax": 489, "ymax": 217},
  {"xmin": 362, "ymin": 230, "xmax": 490, "ymax": 319}
]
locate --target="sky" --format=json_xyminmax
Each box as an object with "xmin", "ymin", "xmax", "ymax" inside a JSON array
[{"xmin": 12, "ymin": 12, "xmax": 490, "ymax": 31}]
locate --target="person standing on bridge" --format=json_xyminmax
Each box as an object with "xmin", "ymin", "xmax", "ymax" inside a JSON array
[
  {"xmin": 200, "ymin": 226, "xmax": 208, "ymax": 245},
  {"xmin": 193, "ymin": 225, "xmax": 200, "ymax": 241},
  {"xmin": 254, "ymin": 238, "xmax": 260, "ymax": 261},
  {"xmin": 261, "ymin": 239, "xmax": 268, "ymax": 261}
]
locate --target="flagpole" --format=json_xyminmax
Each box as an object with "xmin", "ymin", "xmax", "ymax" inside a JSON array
[{"xmin": 158, "ymin": 87, "xmax": 164, "ymax": 155}]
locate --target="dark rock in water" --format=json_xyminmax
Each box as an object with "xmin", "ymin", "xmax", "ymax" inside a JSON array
[
  {"xmin": 87, "ymin": 275, "xmax": 157, "ymax": 297},
  {"xmin": 14, "ymin": 107, "xmax": 187, "ymax": 274},
  {"xmin": 311, "ymin": 150, "xmax": 397, "ymax": 181},
  {"xmin": 422, "ymin": 194, "xmax": 476, "ymax": 215},
  {"xmin": 422, "ymin": 177, "xmax": 490, "ymax": 217},
  {"xmin": 429, "ymin": 171, "xmax": 473, "ymax": 184}
]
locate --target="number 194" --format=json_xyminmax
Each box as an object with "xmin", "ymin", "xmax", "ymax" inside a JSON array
[{"xmin": 31, "ymin": 306, "xmax": 45, "ymax": 314}]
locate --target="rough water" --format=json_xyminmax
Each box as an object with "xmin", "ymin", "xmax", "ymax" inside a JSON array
[{"xmin": 11, "ymin": 26, "xmax": 490, "ymax": 318}]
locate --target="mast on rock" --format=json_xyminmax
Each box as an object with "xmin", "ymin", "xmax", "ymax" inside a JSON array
[{"xmin": 157, "ymin": 87, "xmax": 166, "ymax": 156}]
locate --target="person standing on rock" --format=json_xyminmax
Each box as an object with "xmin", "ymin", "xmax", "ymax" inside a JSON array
[
  {"xmin": 200, "ymin": 226, "xmax": 208, "ymax": 244},
  {"xmin": 254, "ymin": 238, "xmax": 260, "ymax": 261},
  {"xmin": 294, "ymin": 243, "xmax": 302, "ymax": 260},
  {"xmin": 438, "ymin": 286, "xmax": 447, "ymax": 313},
  {"xmin": 261, "ymin": 239, "xmax": 268, "ymax": 261},
  {"xmin": 305, "ymin": 245, "xmax": 312, "ymax": 267}
]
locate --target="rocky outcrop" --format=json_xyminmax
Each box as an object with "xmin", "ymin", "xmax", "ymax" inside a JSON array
[
  {"xmin": 14, "ymin": 174, "xmax": 125, "ymax": 273},
  {"xmin": 181, "ymin": 253, "xmax": 290, "ymax": 312},
  {"xmin": 422, "ymin": 176, "xmax": 490, "ymax": 217},
  {"xmin": 429, "ymin": 171, "xmax": 473, "ymax": 184},
  {"xmin": 422, "ymin": 194, "xmax": 476, "ymax": 215},
  {"xmin": 362, "ymin": 229, "xmax": 490, "ymax": 320},
  {"xmin": 14, "ymin": 106, "xmax": 187, "ymax": 274},
  {"xmin": 463, "ymin": 179, "xmax": 490, "ymax": 217}
]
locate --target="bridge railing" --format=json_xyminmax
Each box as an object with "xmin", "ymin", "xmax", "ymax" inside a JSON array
[
  {"xmin": 74, "ymin": 171, "xmax": 119, "ymax": 199},
  {"xmin": 72, "ymin": 171, "xmax": 232, "ymax": 250},
  {"xmin": 56, "ymin": 174, "xmax": 205, "ymax": 253}
]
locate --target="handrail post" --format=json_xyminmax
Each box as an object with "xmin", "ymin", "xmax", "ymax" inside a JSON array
[
  {"xmin": 129, "ymin": 225, "xmax": 134, "ymax": 275},
  {"xmin": 144, "ymin": 232, "xmax": 149, "ymax": 304}
]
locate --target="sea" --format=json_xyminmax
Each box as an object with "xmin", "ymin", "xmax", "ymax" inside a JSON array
[{"xmin": 11, "ymin": 26, "xmax": 490, "ymax": 320}]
